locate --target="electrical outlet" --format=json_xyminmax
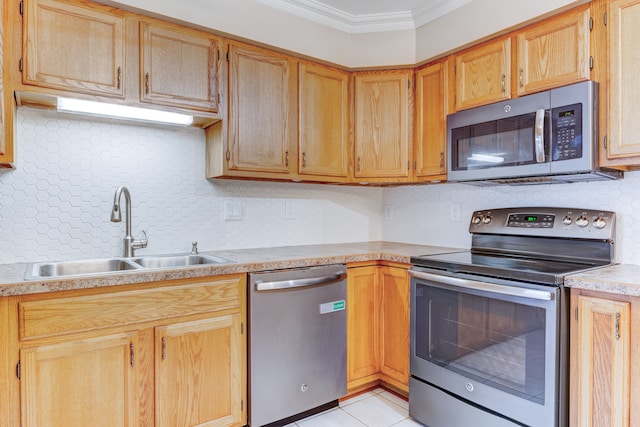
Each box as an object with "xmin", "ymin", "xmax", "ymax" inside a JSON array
[
  {"xmin": 285, "ymin": 201, "xmax": 296, "ymax": 220},
  {"xmin": 224, "ymin": 201, "xmax": 242, "ymax": 221},
  {"xmin": 384, "ymin": 205, "xmax": 394, "ymax": 221},
  {"xmin": 450, "ymin": 203, "xmax": 461, "ymax": 222}
]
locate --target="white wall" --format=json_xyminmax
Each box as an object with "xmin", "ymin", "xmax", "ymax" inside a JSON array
[
  {"xmin": 0, "ymin": 108, "xmax": 383, "ymax": 264},
  {"xmin": 381, "ymin": 176, "xmax": 640, "ymax": 265},
  {"xmin": 102, "ymin": 0, "xmax": 585, "ymax": 67}
]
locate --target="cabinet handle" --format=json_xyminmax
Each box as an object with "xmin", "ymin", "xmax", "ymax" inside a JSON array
[
  {"xmin": 440, "ymin": 152, "xmax": 444, "ymax": 168},
  {"xmin": 501, "ymin": 74, "xmax": 506, "ymax": 93},
  {"xmin": 117, "ymin": 67, "xmax": 122, "ymax": 90},
  {"xmin": 145, "ymin": 72, "xmax": 150, "ymax": 95},
  {"xmin": 357, "ymin": 157, "xmax": 361, "ymax": 172},
  {"xmin": 285, "ymin": 151, "xmax": 289, "ymax": 167},
  {"xmin": 615, "ymin": 313, "xmax": 621, "ymax": 340},
  {"xmin": 130, "ymin": 342, "xmax": 135, "ymax": 368},
  {"xmin": 519, "ymin": 69, "xmax": 523, "ymax": 87},
  {"xmin": 302, "ymin": 152, "xmax": 306, "ymax": 168},
  {"xmin": 162, "ymin": 337, "xmax": 167, "ymax": 360}
]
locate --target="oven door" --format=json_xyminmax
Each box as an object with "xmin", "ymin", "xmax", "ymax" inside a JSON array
[{"xmin": 410, "ymin": 269, "xmax": 564, "ymax": 427}]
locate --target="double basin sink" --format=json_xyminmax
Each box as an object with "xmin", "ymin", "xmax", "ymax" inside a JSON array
[{"xmin": 25, "ymin": 253, "xmax": 234, "ymax": 280}]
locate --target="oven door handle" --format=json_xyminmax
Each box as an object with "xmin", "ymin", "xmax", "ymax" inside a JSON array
[{"xmin": 409, "ymin": 270, "xmax": 555, "ymax": 301}]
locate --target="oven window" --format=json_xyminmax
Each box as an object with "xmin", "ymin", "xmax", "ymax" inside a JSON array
[
  {"xmin": 415, "ymin": 284, "xmax": 546, "ymax": 404},
  {"xmin": 451, "ymin": 112, "xmax": 548, "ymax": 171}
]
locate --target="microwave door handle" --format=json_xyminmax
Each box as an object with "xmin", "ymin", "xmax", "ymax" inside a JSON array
[{"xmin": 535, "ymin": 108, "xmax": 546, "ymax": 163}]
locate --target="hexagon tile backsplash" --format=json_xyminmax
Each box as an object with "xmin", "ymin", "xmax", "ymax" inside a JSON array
[{"xmin": 2, "ymin": 107, "xmax": 640, "ymax": 266}]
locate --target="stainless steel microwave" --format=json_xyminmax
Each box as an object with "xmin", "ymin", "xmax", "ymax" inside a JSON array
[{"xmin": 447, "ymin": 81, "xmax": 621, "ymax": 184}]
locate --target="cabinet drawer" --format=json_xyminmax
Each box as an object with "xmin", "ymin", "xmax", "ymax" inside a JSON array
[{"xmin": 19, "ymin": 275, "xmax": 244, "ymax": 340}]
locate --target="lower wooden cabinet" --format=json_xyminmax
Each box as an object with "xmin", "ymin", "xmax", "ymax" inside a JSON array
[
  {"xmin": 14, "ymin": 275, "xmax": 247, "ymax": 427},
  {"xmin": 347, "ymin": 262, "xmax": 410, "ymax": 394},
  {"xmin": 569, "ymin": 288, "xmax": 638, "ymax": 427}
]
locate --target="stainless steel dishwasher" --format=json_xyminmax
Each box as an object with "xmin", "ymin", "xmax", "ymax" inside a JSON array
[{"xmin": 248, "ymin": 264, "xmax": 347, "ymax": 427}]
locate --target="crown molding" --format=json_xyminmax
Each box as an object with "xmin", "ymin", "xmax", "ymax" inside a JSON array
[{"xmin": 254, "ymin": 0, "xmax": 470, "ymax": 34}]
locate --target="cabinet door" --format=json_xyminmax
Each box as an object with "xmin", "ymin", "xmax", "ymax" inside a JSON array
[
  {"xmin": 20, "ymin": 332, "xmax": 139, "ymax": 427},
  {"xmin": 298, "ymin": 62, "xmax": 350, "ymax": 181},
  {"xmin": 516, "ymin": 6, "xmax": 590, "ymax": 96},
  {"xmin": 0, "ymin": 0, "xmax": 14, "ymax": 169},
  {"xmin": 141, "ymin": 22, "xmax": 218, "ymax": 112},
  {"xmin": 455, "ymin": 38, "xmax": 511, "ymax": 110},
  {"xmin": 354, "ymin": 70, "xmax": 412, "ymax": 181},
  {"xmin": 346, "ymin": 265, "xmax": 380, "ymax": 390},
  {"xmin": 415, "ymin": 61, "xmax": 448, "ymax": 181},
  {"xmin": 227, "ymin": 42, "xmax": 296, "ymax": 175},
  {"xmin": 378, "ymin": 266, "xmax": 410, "ymax": 391},
  {"xmin": 156, "ymin": 314, "xmax": 245, "ymax": 427},
  {"xmin": 571, "ymin": 293, "xmax": 630, "ymax": 427},
  {"xmin": 23, "ymin": 0, "xmax": 125, "ymax": 97},
  {"xmin": 606, "ymin": 0, "xmax": 640, "ymax": 158}
]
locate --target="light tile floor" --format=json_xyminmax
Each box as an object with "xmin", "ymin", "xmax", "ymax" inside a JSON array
[{"xmin": 285, "ymin": 389, "xmax": 424, "ymax": 427}]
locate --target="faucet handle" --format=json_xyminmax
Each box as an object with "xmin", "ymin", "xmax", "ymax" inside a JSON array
[
  {"xmin": 133, "ymin": 230, "xmax": 148, "ymax": 250},
  {"xmin": 191, "ymin": 241, "xmax": 199, "ymax": 255}
]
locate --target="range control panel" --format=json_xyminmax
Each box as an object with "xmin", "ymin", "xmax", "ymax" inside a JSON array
[{"xmin": 470, "ymin": 207, "xmax": 615, "ymax": 240}]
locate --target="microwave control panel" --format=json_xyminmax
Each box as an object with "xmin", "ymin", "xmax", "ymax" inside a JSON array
[{"xmin": 551, "ymin": 103, "xmax": 582, "ymax": 161}]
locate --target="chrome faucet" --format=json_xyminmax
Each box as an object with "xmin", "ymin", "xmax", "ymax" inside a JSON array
[{"xmin": 110, "ymin": 186, "xmax": 148, "ymax": 257}]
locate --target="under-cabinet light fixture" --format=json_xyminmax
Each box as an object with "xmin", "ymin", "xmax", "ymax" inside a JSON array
[{"xmin": 57, "ymin": 97, "xmax": 194, "ymax": 126}]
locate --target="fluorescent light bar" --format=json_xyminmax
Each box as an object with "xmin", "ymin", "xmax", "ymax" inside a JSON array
[
  {"xmin": 57, "ymin": 97, "xmax": 194, "ymax": 126},
  {"xmin": 468, "ymin": 153, "xmax": 505, "ymax": 164}
]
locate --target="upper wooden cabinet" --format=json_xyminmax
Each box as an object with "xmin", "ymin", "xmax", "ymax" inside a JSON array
[
  {"xmin": 455, "ymin": 5, "xmax": 590, "ymax": 111},
  {"xmin": 225, "ymin": 42, "xmax": 297, "ymax": 177},
  {"xmin": 22, "ymin": 0, "xmax": 126, "ymax": 97},
  {"xmin": 455, "ymin": 37, "xmax": 511, "ymax": 111},
  {"xmin": 593, "ymin": 0, "xmax": 640, "ymax": 167},
  {"xmin": 414, "ymin": 60, "xmax": 449, "ymax": 181},
  {"xmin": 516, "ymin": 6, "xmax": 590, "ymax": 96},
  {"xmin": 353, "ymin": 70, "xmax": 413, "ymax": 182},
  {"xmin": 298, "ymin": 61, "xmax": 351, "ymax": 182},
  {"xmin": 0, "ymin": 0, "xmax": 15, "ymax": 169},
  {"xmin": 140, "ymin": 22, "xmax": 220, "ymax": 112}
]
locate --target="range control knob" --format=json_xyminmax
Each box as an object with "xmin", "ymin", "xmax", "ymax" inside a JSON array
[
  {"xmin": 472, "ymin": 215, "xmax": 483, "ymax": 225},
  {"xmin": 593, "ymin": 216, "xmax": 607, "ymax": 229},
  {"xmin": 575, "ymin": 215, "xmax": 590, "ymax": 228},
  {"xmin": 562, "ymin": 215, "xmax": 573, "ymax": 226},
  {"xmin": 482, "ymin": 215, "xmax": 492, "ymax": 224}
]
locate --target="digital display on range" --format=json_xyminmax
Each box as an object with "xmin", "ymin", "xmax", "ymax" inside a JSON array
[{"xmin": 507, "ymin": 213, "xmax": 555, "ymax": 228}]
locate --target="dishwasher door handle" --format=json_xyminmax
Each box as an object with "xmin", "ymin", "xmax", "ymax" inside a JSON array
[{"xmin": 255, "ymin": 273, "xmax": 346, "ymax": 291}]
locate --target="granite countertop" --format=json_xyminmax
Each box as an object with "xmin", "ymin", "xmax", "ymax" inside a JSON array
[
  {"xmin": 564, "ymin": 264, "xmax": 640, "ymax": 297},
  {"xmin": 0, "ymin": 241, "xmax": 458, "ymax": 297}
]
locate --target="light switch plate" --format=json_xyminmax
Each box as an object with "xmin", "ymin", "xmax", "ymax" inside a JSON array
[{"xmin": 224, "ymin": 201, "xmax": 242, "ymax": 221}]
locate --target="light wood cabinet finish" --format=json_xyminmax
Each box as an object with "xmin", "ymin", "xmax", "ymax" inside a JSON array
[
  {"xmin": 226, "ymin": 42, "xmax": 296, "ymax": 177},
  {"xmin": 156, "ymin": 314, "xmax": 244, "ymax": 427},
  {"xmin": 354, "ymin": 70, "xmax": 413, "ymax": 182},
  {"xmin": 0, "ymin": 0, "xmax": 15, "ymax": 169},
  {"xmin": 347, "ymin": 264, "xmax": 380, "ymax": 389},
  {"xmin": 298, "ymin": 61, "xmax": 351, "ymax": 181},
  {"xmin": 455, "ymin": 38, "xmax": 511, "ymax": 111},
  {"xmin": 378, "ymin": 265, "xmax": 410, "ymax": 389},
  {"xmin": 140, "ymin": 22, "xmax": 219, "ymax": 112},
  {"xmin": 604, "ymin": 0, "xmax": 640, "ymax": 160},
  {"xmin": 16, "ymin": 275, "xmax": 247, "ymax": 427},
  {"xmin": 516, "ymin": 6, "xmax": 590, "ymax": 96},
  {"xmin": 570, "ymin": 289, "xmax": 639, "ymax": 427},
  {"xmin": 23, "ymin": 0, "xmax": 126, "ymax": 97},
  {"xmin": 415, "ymin": 60, "xmax": 448, "ymax": 181},
  {"xmin": 20, "ymin": 332, "xmax": 140, "ymax": 427},
  {"xmin": 346, "ymin": 262, "xmax": 410, "ymax": 394}
]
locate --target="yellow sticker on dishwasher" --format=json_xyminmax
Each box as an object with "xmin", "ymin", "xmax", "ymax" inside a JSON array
[{"xmin": 319, "ymin": 300, "xmax": 345, "ymax": 314}]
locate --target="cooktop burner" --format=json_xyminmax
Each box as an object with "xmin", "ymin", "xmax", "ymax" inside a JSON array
[{"xmin": 411, "ymin": 207, "xmax": 616, "ymax": 286}]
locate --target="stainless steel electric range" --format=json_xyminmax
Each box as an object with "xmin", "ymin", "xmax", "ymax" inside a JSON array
[{"xmin": 409, "ymin": 207, "xmax": 615, "ymax": 427}]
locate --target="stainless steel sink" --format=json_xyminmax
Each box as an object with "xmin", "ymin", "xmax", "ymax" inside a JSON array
[
  {"xmin": 26, "ymin": 257, "xmax": 143, "ymax": 279},
  {"xmin": 132, "ymin": 254, "xmax": 233, "ymax": 268}
]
